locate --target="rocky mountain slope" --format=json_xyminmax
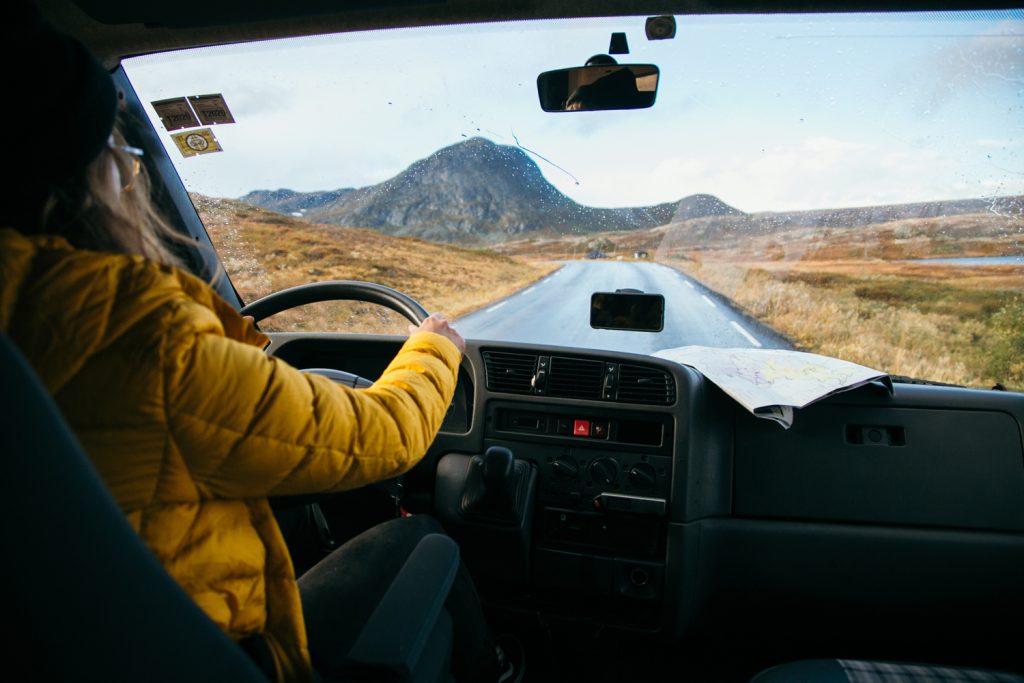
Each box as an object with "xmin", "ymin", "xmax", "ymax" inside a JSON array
[{"xmin": 240, "ymin": 137, "xmax": 741, "ymax": 242}]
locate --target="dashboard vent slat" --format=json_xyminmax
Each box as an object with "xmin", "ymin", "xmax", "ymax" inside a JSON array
[
  {"xmin": 547, "ymin": 356, "xmax": 603, "ymax": 400},
  {"xmin": 616, "ymin": 364, "xmax": 675, "ymax": 405},
  {"xmin": 483, "ymin": 351, "xmax": 538, "ymax": 394},
  {"xmin": 483, "ymin": 350, "xmax": 675, "ymax": 405}
]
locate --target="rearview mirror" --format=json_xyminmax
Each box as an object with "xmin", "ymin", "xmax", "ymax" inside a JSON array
[
  {"xmin": 590, "ymin": 291, "xmax": 665, "ymax": 332},
  {"xmin": 537, "ymin": 64, "xmax": 659, "ymax": 112}
]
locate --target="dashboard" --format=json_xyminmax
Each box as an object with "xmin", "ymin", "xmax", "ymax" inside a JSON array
[{"xmin": 267, "ymin": 332, "xmax": 1024, "ymax": 667}]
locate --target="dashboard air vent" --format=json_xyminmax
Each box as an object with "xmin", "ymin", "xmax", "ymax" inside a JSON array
[
  {"xmin": 483, "ymin": 351, "xmax": 538, "ymax": 394},
  {"xmin": 547, "ymin": 356, "xmax": 604, "ymax": 400},
  {"xmin": 616, "ymin": 364, "xmax": 675, "ymax": 405}
]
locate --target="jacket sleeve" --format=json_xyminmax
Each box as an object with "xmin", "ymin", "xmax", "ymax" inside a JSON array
[{"xmin": 162, "ymin": 310, "xmax": 461, "ymax": 500}]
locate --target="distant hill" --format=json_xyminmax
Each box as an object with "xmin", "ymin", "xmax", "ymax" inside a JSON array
[
  {"xmin": 240, "ymin": 188, "xmax": 354, "ymax": 216},
  {"xmin": 659, "ymin": 195, "xmax": 1024, "ymax": 245},
  {"xmin": 239, "ymin": 137, "xmax": 742, "ymax": 242},
  {"xmin": 751, "ymin": 196, "xmax": 1023, "ymax": 229}
]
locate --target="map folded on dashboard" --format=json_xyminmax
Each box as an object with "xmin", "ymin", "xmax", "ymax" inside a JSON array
[{"xmin": 652, "ymin": 346, "xmax": 892, "ymax": 429}]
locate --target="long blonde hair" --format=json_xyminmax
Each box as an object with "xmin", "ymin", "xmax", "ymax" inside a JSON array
[{"xmin": 35, "ymin": 117, "xmax": 187, "ymax": 269}]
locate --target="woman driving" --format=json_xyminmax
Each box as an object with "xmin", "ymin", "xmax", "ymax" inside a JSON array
[{"xmin": 0, "ymin": 11, "xmax": 518, "ymax": 683}]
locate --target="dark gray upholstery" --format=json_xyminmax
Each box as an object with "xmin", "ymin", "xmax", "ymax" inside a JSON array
[{"xmin": 752, "ymin": 659, "xmax": 1024, "ymax": 683}]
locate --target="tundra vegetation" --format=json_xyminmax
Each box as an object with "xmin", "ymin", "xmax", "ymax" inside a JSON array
[
  {"xmin": 194, "ymin": 195, "xmax": 556, "ymax": 334},
  {"xmin": 499, "ymin": 211, "xmax": 1024, "ymax": 391}
]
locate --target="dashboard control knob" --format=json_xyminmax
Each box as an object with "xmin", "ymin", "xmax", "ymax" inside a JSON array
[
  {"xmin": 629, "ymin": 566, "xmax": 650, "ymax": 586},
  {"xmin": 628, "ymin": 463, "xmax": 657, "ymax": 491},
  {"xmin": 551, "ymin": 457, "xmax": 579, "ymax": 478},
  {"xmin": 589, "ymin": 457, "xmax": 619, "ymax": 486}
]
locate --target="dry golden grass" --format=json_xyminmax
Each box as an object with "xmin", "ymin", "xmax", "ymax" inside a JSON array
[
  {"xmin": 667, "ymin": 258, "xmax": 1024, "ymax": 387},
  {"xmin": 502, "ymin": 211, "xmax": 1024, "ymax": 390},
  {"xmin": 195, "ymin": 195, "xmax": 557, "ymax": 333}
]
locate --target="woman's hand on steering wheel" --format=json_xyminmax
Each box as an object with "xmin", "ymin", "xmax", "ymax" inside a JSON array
[{"xmin": 409, "ymin": 313, "xmax": 466, "ymax": 355}]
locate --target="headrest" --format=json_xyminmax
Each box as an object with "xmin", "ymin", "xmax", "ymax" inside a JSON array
[{"xmin": 2, "ymin": 4, "xmax": 118, "ymax": 213}]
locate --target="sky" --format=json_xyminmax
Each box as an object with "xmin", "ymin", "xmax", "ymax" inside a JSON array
[{"xmin": 123, "ymin": 10, "xmax": 1024, "ymax": 213}]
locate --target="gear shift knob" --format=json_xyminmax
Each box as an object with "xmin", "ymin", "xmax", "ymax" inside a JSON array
[{"xmin": 482, "ymin": 446, "xmax": 514, "ymax": 493}]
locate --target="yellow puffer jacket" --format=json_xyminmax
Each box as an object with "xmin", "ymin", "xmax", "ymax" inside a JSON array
[{"xmin": 0, "ymin": 228, "xmax": 461, "ymax": 682}]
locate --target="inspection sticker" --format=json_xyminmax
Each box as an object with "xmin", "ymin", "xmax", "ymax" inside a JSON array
[
  {"xmin": 189, "ymin": 94, "xmax": 235, "ymax": 125},
  {"xmin": 151, "ymin": 97, "xmax": 200, "ymax": 131},
  {"xmin": 171, "ymin": 128, "xmax": 223, "ymax": 157}
]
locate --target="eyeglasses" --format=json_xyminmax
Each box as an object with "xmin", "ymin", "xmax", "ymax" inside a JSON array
[{"xmin": 110, "ymin": 140, "xmax": 144, "ymax": 191}]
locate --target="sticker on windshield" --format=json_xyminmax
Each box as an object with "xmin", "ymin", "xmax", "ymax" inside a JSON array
[
  {"xmin": 189, "ymin": 94, "xmax": 235, "ymax": 125},
  {"xmin": 171, "ymin": 128, "xmax": 223, "ymax": 157},
  {"xmin": 151, "ymin": 97, "xmax": 200, "ymax": 131}
]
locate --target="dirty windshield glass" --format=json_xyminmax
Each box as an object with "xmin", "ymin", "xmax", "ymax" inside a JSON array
[{"xmin": 123, "ymin": 11, "xmax": 1024, "ymax": 391}]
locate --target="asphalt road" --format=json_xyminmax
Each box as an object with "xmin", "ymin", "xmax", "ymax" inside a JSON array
[{"xmin": 455, "ymin": 260, "xmax": 793, "ymax": 355}]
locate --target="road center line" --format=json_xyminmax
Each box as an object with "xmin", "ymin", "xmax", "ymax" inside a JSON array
[
  {"xmin": 730, "ymin": 321, "xmax": 763, "ymax": 348},
  {"xmin": 486, "ymin": 301, "xmax": 507, "ymax": 313},
  {"xmin": 701, "ymin": 294, "xmax": 717, "ymax": 309},
  {"xmin": 683, "ymin": 280, "xmax": 694, "ymax": 289}
]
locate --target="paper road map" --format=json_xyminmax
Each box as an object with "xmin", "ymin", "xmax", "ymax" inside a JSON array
[{"xmin": 652, "ymin": 346, "xmax": 892, "ymax": 429}]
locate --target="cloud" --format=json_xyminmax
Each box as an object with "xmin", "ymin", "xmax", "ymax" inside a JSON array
[
  {"xmin": 906, "ymin": 20, "xmax": 1024, "ymax": 113},
  {"xmin": 549, "ymin": 134, "xmax": 1019, "ymax": 212},
  {"xmin": 801, "ymin": 136, "xmax": 866, "ymax": 155},
  {"xmin": 975, "ymin": 137, "xmax": 1020, "ymax": 148}
]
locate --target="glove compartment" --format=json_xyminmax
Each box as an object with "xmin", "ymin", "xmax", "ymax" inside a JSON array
[{"xmin": 733, "ymin": 392, "xmax": 1024, "ymax": 532}]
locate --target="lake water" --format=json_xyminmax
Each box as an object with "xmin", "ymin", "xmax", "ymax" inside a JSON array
[{"xmin": 908, "ymin": 256, "xmax": 1024, "ymax": 266}]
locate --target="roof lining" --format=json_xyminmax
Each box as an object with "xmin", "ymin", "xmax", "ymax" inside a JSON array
[{"xmin": 37, "ymin": 0, "xmax": 1024, "ymax": 68}]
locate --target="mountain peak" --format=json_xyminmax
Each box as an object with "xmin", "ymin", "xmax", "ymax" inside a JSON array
[
  {"xmin": 673, "ymin": 193, "xmax": 743, "ymax": 220},
  {"xmin": 452, "ymin": 136, "xmax": 496, "ymax": 148},
  {"xmin": 426, "ymin": 137, "xmax": 533, "ymax": 169},
  {"xmin": 389, "ymin": 137, "xmax": 563, "ymax": 206},
  {"xmin": 432, "ymin": 137, "xmax": 504, "ymax": 159}
]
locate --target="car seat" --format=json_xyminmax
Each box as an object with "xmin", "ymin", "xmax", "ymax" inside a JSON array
[
  {"xmin": 751, "ymin": 658, "xmax": 1024, "ymax": 682},
  {"xmin": 0, "ymin": 332, "xmax": 457, "ymax": 683}
]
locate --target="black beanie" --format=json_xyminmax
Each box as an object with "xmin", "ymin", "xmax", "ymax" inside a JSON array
[{"xmin": 3, "ymin": 6, "xmax": 118, "ymax": 223}]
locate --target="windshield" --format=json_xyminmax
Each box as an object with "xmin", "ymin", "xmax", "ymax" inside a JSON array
[{"xmin": 123, "ymin": 11, "xmax": 1023, "ymax": 391}]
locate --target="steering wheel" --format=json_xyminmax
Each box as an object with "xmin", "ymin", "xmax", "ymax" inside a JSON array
[
  {"xmin": 240, "ymin": 280, "xmax": 430, "ymax": 388},
  {"xmin": 242, "ymin": 281, "xmax": 430, "ymax": 540},
  {"xmin": 239, "ymin": 280, "xmax": 429, "ymax": 326}
]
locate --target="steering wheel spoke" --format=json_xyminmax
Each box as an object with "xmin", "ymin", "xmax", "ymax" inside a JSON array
[{"xmin": 301, "ymin": 367, "xmax": 374, "ymax": 389}]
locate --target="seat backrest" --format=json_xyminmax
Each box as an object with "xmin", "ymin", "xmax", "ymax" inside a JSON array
[{"xmin": 0, "ymin": 333, "xmax": 269, "ymax": 683}]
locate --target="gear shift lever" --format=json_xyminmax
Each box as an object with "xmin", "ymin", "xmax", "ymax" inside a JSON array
[
  {"xmin": 460, "ymin": 446, "xmax": 530, "ymax": 524},
  {"xmin": 435, "ymin": 447, "xmax": 538, "ymax": 582}
]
